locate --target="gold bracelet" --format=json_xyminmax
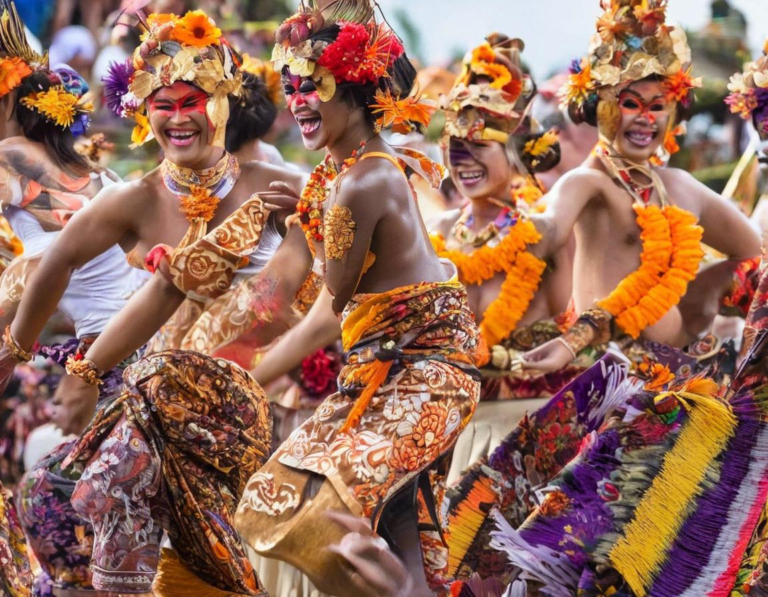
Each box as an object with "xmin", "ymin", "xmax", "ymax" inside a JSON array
[
  {"xmin": 65, "ymin": 355, "xmax": 104, "ymax": 387},
  {"xmin": 2, "ymin": 326, "xmax": 32, "ymax": 363}
]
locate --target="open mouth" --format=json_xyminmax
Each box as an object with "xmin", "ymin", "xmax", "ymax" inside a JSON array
[
  {"xmin": 165, "ymin": 129, "xmax": 199, "ymax": 147},
  {"xmin": 625, "ymin": 130, "xmax": 657, "ymax": 148},
  {"xmin": 296, "ymin": 114, "xmax": 322, "ymax": 136},
  {"xmin": 457, "ymin": 170, "xmax": 486, "ymax": 187}
]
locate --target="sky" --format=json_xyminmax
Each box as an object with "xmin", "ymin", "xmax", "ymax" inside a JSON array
[{"xmin": 383, "ymin": 0, "xmax": 768, "ymax": 80}]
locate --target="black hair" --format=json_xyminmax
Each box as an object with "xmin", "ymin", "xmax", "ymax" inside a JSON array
[
  {"xmin": 511, "ymin": 129, "xmax": 562, "ymax": 174},
  {"xmin": 14, "ymin": 70, "xmax": 92, "ymax": 174},
  {"xmin": 225, "ymin": 73, "xmax": 279, "ymax": 154}
]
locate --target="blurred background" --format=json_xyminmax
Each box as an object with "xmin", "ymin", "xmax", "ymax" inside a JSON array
[{"xmin": 14, "ymin": 0, "xmax": 768, "ymax": 196}]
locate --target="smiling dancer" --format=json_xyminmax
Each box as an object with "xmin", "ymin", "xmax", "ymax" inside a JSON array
[
  {"xmin": 444, "ymin": 0, "xmax": 762, "ymax": 589},
  {"xmin": 233, "ymin": 1, "xmax": 481, "ymax": 595},
  {"xmin": 0, "ymin": 10, "xmax": 295, "ymax": 595}
]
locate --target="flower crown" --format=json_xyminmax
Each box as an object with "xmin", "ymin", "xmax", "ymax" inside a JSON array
[
  {"xmin": 725, "ymin": 40, "xmax": 768, "ymax": 123},
  {"xmin": 561, "ymin": 0, "xmax": 701, "ymax": 119},
  {"xmin": 20, "ymin": 84, "xmax": 92, "ymax": 136},
  {"xmin": 441, "ymin": 36, "xmax": 535, "ymax": 145},
  {"xmin": 103, "ymin": 10, "xmax": 243, "ymax": 148},
  {"xmin": 272, "ymin": 0, "xmax": 435, "ymax": 133}
]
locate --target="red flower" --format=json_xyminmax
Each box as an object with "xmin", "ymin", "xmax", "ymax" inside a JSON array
[
  {"xmin": 300, "ymin": 348, "xmax": 340, "ymax": 397},
  {"xmin": 318, "ymin": 22, "xmax": 403, "ymax": 85}
]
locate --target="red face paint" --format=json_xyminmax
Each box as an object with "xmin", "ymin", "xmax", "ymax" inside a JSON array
[
  {"xmin": 283, "ymin": 73, "xmax": 323, "ymax": 111},
  {"xmin": 148, "ymin": 89, "xmax": 209, "ymax": 117},
  {"xmin": 618, "ymin": 90, "xmax": 671, "ymax": 124}
]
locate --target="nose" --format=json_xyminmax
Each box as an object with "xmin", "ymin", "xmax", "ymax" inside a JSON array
[
  {"xmin": 292, "ymin": 93, "xmax": 309, "ymax": 109},
  {"xmin": 636, "ymin": 110, "xmax": 656, "ymax": 126},
  {"xmin": 170, "ymin": 106, "xmax": 190, "ymax": 124}
]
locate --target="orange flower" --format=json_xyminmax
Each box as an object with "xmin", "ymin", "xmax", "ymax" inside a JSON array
[
  {"xmin": 471, "ymin": 42, "xmax": 497, "ymax": 66},
  {"xmin": 370, "ymin": 89, "xmax": 436, "ymax": 134},
  {"xmin": 598, "ymin": 204, "xmax": 703, "ymax": 338},
  {"xmin": 639, "ymin": 360, "xmax": 675, "ymax": 391},
  {"xmin": 596, "ymin": 5, "xmax": 629, "ymax": 44},
  {"xmin": 562, "ymin": 62, "xmax": 595, "ymax": 106},
  {"xmin": 179, "ymin": 185, "xmax": 221, "ymax": 222},
  {"xmin": 130, "ymin": 110, "xmax": 151, "ymax": 146},
  {"xmin": 664, "ymin": 67, "xmax": 699, "ymax": 103},
  {"xmin": 539, "ymin": 490, "xmax": 571, "ymax": 517},
  {"xmin": 431, "ymin": 218, "xmax": 546, "ymax": 347},
  {"xmin": 172, "ymin": 10, "xmax": 222, "ymax": 47},
  {"xmin": 0, "ymin": 57, "xmax": 31, "ymax": 98},
  {"xmin": 472, "ymin": 61, "xmax": 512, "ymax": 91}
]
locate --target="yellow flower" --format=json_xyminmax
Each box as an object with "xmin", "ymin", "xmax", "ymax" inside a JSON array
[
  {"xmin": 172, "ymin": 10, "xmax": 222, "ymax": 48},
  {"xmin": 561, "ymin": 62, "xmax": 595, "ymax": 106},
  {"xmin": 20, "ymin": 87, "xmax": 78, "ymax": 128},
  {"xmin": 131, "ymin": 111, "xmax": 152, "ymax": 146},
  {"xmin": 524, "ymin": 130, "xmax": 559, "ymax": 158}
]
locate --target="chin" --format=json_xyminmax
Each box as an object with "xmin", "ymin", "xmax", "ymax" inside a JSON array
[{"xmin": 616, "ymin": 140, "xmax": 661, "ymax": 163}]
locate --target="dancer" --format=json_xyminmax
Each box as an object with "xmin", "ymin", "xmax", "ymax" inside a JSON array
[
  {"xmin": 234, "ymin": 2, "xmax": 481, "ymax": 595},
  {"xmin": 5, "ymin": 10, "xmax": 287, "ymax": 595},
  {"xmin": 445, "ymin": 0, "xmax": 761, "ymax": 587},
  {"xmin": 430, "ymin": 34, "xmax": 579, "ymax": 478}
]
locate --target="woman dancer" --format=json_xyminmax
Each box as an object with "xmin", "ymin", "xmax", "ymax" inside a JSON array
[
  {"xmin": 233, "ymin": 1, "xmax": 481, "ymax": 595},
  {"xmin": 5, "ymin": 10, "xmax": 291, "ymax": 595}
]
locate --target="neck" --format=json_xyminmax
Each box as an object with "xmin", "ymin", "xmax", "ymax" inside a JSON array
[
  {"xmin": 177, "ymin": 146, "xmax": 227, "ymax": 172},
  {"xmin": 327, "ymin": 119, "xmax": 376, "ymax": 167},
  {"xmin": 233, "ymin": 140, "xmax": 261, "ymax": 165},
  {"xmin": 469, "ymin": 196, "xmax": 505, "ymax": 225}
]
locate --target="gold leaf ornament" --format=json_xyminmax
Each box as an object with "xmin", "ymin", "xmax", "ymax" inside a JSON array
[
  {"xmin": 324, "ymin": 204, "xmax": 356, "ymax": 260},
  {"xmin": 311, "ymin": 65, "xmax": 337, "ymax": 102}
]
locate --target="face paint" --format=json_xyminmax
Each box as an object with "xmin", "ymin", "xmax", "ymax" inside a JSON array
[
  {"xmin": 448, "ymin": 138, "xmax": 475, "ymax": 168},
  {"xmin": 618, "ymin": 89, "xmax": 672, "ymax": 125},
  {"xmin": 283, "ymin": 73, "xmax": 323, "ymax": 111},
  {"xmin": 148, "ymin": 90, "xmax": 209, "ymax": 118}
]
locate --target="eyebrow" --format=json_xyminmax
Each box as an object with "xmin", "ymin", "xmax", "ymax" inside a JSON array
[
  {"xmin": 151, "ymin": 93, "xmax": 206, "ymax": 104},
  {"xmin": 620, "ymin": 89, "xmax": 665, "ymax": 102}
]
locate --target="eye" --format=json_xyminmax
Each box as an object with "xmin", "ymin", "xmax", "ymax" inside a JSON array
[
  {"xmin": 621, "ymin": 99, "xmax": 640, "ymax": 110},
  {"xmin": 649, "ymin": 103, "xmax": 665, "ymax": 112},
  {"xmin": 298, "ymin": 80, "xmax": 317, "ymax": 94},
  {"xmin": 153, "ymin": 102, "xmax": 173, "ymax": 112},
  {"xmin": 182, "ymin": 98, "xmax": 199, "ymax": 109}
]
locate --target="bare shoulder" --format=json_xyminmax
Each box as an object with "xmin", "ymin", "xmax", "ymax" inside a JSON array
[
  {"xmin": 338, "ymin": 154, "xmax": 410, "ymax": 205},
  {"xmin": 557, "ymin": 164, "xmax": 612, "ymax": 188},
  {"xmin": 241, "ymin": 160, "xmax": 305, "ymax": 190},
  {"xmin": 427, "ymin": 208, "xmax": 461, "ymax": 237},
  {"xmin": 88, "ymin": 169, "xmax": 159, "ymax": 211}
]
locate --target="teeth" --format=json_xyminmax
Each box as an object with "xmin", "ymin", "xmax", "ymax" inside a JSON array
[
  {"xmin": 459, "ymin": 171, "xmax": 484, "ymax": 181},
  {"xmin": 167, "ymin": 131, "xmax": 196, "ymax": 139},
  {"xmin": 299, "ymin": 118, "xmax": 321, "ymax": 134}
]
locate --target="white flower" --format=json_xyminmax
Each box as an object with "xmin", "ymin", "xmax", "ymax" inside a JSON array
[{"xmin": 669, "ymin": 26, "xmax": 691, "ymax": 65}]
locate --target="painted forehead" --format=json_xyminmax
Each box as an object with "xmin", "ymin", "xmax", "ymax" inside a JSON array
[{"xmin": 150, "ymin": 83, "xmax": 208, "ymax": 103}]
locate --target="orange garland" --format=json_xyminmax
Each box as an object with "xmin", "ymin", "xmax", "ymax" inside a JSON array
[
  {"xmin": 597, "ymin": 204, "xmax": 703, "ymax": 339},
  {"xmin": 431, "ymin": 218, "xmax": 546, "ymax": 347}
]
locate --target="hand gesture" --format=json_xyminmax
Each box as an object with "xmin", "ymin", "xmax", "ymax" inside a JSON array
[
  {"xmin": 522, "ymin": 337, "xmax": 575, "ymax": 373},
  {"xmin": 51, "ymin": 374, "xmax": 100, "ymax": 436}
]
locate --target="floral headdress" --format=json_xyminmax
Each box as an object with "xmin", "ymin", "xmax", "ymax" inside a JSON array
[
  {"xmin": 725, "ymin": 40, "xmax": 768, "ymax": 130},
  {"xmin": 441, "ymin": 35, "xmax": 535, "ymax": 145},
  {"xmin": 272, "ymin": 0, "xmax": 435, "ymax": 133},
  {"xmin": 103, "ymin": 10, "xmax": 243, "ymax": 148},
  {"xmin": 561, "ymin": 0, "xmax": 701, "ymax": 144},
  {"xmin": 0, "ymin": 0, "xmax": 45, "ymax": 100},
  {"xmin": 20, "ymin": 84, "xmax": 92, "ymax": 136}
]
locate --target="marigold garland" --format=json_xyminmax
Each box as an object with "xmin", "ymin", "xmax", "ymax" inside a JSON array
[
  {"xmin": 597, "ymin": 204, "xmax": 703, "ymax": 339},
  {"xmin": 178, "ymin": 185, "xmax": 221, "ymax": 223},
  {"xmin": 431, "ymin": 218, "xmax": 545, "ymax": 347}
]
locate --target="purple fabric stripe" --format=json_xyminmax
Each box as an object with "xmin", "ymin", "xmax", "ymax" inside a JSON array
[{"xmin": 648, "ymin": 391, "xmax": 761, "ymax": 596}]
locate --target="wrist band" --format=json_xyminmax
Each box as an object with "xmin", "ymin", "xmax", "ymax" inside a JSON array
[
  {"xmin": 65, "ymin": 355, "xmax": 104, "ymax": 387},
  {"xmin": 556, "ymin": 336, "xmax": 578, "ymax": 359},
  {"xmin": 2, "ymin": 326, "xmax": 32, "ymax": 363}
]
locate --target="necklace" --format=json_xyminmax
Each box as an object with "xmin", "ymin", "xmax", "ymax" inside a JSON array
[
  {"xmin": 452, "ymin": 202, "xmax": 520, "ymax": 248},
  {"xmin": 161, "ymin": 152, "xmax": 240, "ymax": 223},
  {"xmin": 297, "ymin": 140, "xmax": 370, "ymax": 243},
  {"xmin": 596, "ymin": 143, "xmax": 659, "ymax": 206}
]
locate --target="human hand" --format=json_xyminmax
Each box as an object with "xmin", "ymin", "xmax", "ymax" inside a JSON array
[
  {"xmin": 522, "ymin": 337, "xmax": 575, "ymax": 373},
  {"xmin": 326, "ymin": 511, "xmax": 415, "ymax": 597},
  {"xmin": 51, "ymin": 374, "xmax": 99, "ymax": 436},
  {"xmin": 260, "ymin": 181, "xmax": 301, "ymax": 213}
]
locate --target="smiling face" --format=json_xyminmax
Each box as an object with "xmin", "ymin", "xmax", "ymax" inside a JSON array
[
  {"xmin": 613, "ymin": 80, "xmax": 674, "ymax": 163},
  {"xmin": 447, "ymin": 137, "xmax": 512, "ymax": 201},
  {"xmin": 282, "ymin": 71, "xmax": 355, "ymax": 152},
  {"xmin": 148, "ymin": 81, "xmax": 218, "ymax": 168}
]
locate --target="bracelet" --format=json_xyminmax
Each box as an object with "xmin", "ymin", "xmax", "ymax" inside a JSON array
[
  {"xmin": 2, "ymin": 326, "xmax": 32, "ymax": 363},
  {"xmin": 556, "ymin": 336, "xmax": 578, "ymax": 360},
  {"xmin": 65, "ymin": 355, "xmax": 104, "ymax": 387}
]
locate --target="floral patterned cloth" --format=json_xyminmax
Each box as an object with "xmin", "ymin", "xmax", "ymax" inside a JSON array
[
  {"xmin": 62, "ymin": 350, "xmax": 271, "ymax": 595},
  {"xmin": 236, "ymin": 280, "xmax": 481, "ymax": 588},
  {"xmin": 0, "ymin": 484, "xmax": 31, "ymax": 596}
]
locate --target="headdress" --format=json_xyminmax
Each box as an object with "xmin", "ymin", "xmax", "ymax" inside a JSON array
[
  {"xmin": 0, "ymin": 1, "xmax": 92, "ymax": 136},
  {"xmin": 272, "ymin": 0, "xmax": 435, "ymax": 133},
  {"xmin": 725, "ymin": 39, "xmax": 768, "ymax": 128},
  {"xmin": 561, "ymin": 0, "xmax": 701, "ymax": 144},
  {"xmin": 103, "ymin": 10, "xmax": 243, "ymax": 148},
  {"xmin": 441, "ymin": 35, "xmax": 535, "ymax": 145}
]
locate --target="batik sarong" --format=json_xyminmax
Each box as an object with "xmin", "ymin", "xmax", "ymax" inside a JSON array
[{"xmin": 235, "ymin": 279, "xmax": 481, "ymax": 594}]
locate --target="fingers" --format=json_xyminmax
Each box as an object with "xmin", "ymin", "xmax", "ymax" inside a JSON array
[
  {"xmin": 325, "ymin": 510, "xmax": 373, "ymax": 536},
  {"xmin": 268, "ymin": 181, "xmax": 300, "ymax": 196},
  {"xmin": 328, "ymin": 537, "xmax": 403, "ymax": 597}
]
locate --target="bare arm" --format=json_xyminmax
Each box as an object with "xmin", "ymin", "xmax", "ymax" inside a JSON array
[
  {"xmin": 86, "ymin": 274, "xmax": 186, "ymax": 371},
  {"xmin": 532, "ymin": 167, "xmax": 600, "ymax": 257},
  {"xmin": 324, "ymin": 161, "xmax": 387, "ymax": 313},
  {"xmin": 252, "ymin": 285, "xmax": 341, "ymax": 386},
  {"xmin": 10, "ymin": 182, "xmax": 141, "ymax": 350}
]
